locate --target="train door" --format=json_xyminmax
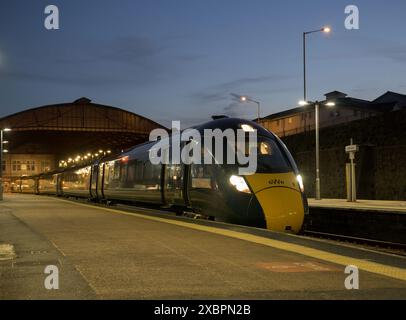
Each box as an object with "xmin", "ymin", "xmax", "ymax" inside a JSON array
[
  {"xmin": 164, "ymin": 164, "xmax": 186, "ymax": 206},
  {"xmin": 56, "ymin": 174, "xmax": 62, "ymax": 196},
  {"xmin": 34, "ymin": 177, "xmax": 39, "ymax": 194},
  {"xmin": 99, "ymin": 163, "xmax": 105, "ymax": 199},
  {"xmin": 90, "ymin": 164, "xmax": 99, "ymax": 199}
]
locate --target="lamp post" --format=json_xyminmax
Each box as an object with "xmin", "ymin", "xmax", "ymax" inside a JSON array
[
  {"xmin": 0, "ymin": 128, "xmax": 11, "ymax": 200},
  {"xmin": 299, "ymin": 100, "xmax": 335, "ymax": 200},
  {"xmin": 303, "ymin": 26, "xmax": 331, "ymax": 101},
  {"xmin": 239, "ymin": 96, "xmax": 261, "ymax": 122}
]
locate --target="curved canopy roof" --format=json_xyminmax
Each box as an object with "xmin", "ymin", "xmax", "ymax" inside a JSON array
[{"xmin": 0, "ymin": 98, "xmax": 166, "ymax": 158}]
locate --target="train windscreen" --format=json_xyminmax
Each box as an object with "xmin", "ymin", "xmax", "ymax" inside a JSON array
[{"xmin": 236, "ymin": 136, "xmax": 293, "ymax": 173}]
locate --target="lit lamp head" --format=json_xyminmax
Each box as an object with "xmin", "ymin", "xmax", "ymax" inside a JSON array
[
  {"xmin": 298, "ymin": 100, "xmax": 309, "ymax": 106},
  {"xmin": 322, "ymin": 26, "xmax": 331, "ymax": 33},
  {"xmin": 325, "ymin": 101, "xmax": 336, "ymax": 107},
  {"xmin": 240, "ymin": 96, "xmax": 247, "ymax": 102}
]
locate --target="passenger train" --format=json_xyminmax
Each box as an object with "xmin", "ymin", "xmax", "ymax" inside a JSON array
[{"xmin": 12, "ymin": 118, "xmax": 308, "ymax": 233}]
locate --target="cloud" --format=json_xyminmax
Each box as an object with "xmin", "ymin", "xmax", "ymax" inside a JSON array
[
  {"xmin": 192, "ymin": 75, "xmax": 292, "ymax": 104},
  {"xmin": 3, "ymin": 34, "xmax": 204, "ymax": 87},
  {"xmin": 376, "ymin": 45, "xmax": 406, "ymax": 63},
  {"xmin": 99, "ymin": 36, "xmax": 165, "ymax": 63},
  {"xmin": 176, "ymin": 54, "xmax": 207, "ymax": 62}
]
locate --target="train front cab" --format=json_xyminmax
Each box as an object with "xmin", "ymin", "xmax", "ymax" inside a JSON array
[
  {"xmin": 197, "ymin": 131, "xmax": 307, "ymax": 234},
  {"xmin": 243, "ymin": 135, "xmax": 306, "ymax": 233}
]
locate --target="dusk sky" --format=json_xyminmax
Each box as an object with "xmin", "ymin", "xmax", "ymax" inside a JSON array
[{"xmin": 0, "ymin": 0, "xmax": 405, "ymax": 127}]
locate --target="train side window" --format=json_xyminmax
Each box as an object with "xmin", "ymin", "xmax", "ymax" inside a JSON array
[
  {"xmin": 166, "ymin": 164, "xmax": 183, "ymax": 191},
  {"xmin": 191, "ymin": 164, "xmax": 217, "ymax": 190}
]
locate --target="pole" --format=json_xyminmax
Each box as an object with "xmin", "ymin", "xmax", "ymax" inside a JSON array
[
  {"xmin": 303, "ymin": 32, "xmax": 306, "ymax": 102},
  {"xmin": 315, "ymin": 102, "xmax": 321, "ymax": 200},
  {"xmin": 256, "ymin": 101, "xmax": 260, "ymax": 123},
  {"xmin": 0, "ymin": 130, "xmax": 3, "ymax": 201}
]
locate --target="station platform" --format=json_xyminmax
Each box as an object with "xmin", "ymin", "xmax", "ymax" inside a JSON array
[
  {"xmin": 308, "ymin": 198, "xmax": 406, "ymax": 213},
  {"xmin": 1, "ymin": 193, "xmax": 405, "ymax": 300}
]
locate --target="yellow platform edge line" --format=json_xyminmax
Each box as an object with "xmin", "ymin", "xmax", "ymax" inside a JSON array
[{"xmin": 57, "ymin": 198, "xmax": 406, "ymax": 282}]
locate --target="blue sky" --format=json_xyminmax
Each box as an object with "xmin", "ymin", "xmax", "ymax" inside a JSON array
[{"xmin": 0, "ymin": 0, "xmax": 405, "ymax": 127}]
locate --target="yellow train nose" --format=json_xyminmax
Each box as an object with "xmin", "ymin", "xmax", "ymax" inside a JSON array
[{"xmin": 245, "ymin": 173, "xmax": 305, "ymax": 233}]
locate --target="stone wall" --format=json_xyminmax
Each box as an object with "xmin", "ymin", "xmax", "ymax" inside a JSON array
[{"xmin": 281, "ymin": 109, "xmax": 406, "ymax": 200}]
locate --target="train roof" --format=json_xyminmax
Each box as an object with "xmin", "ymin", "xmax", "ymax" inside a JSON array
[{"xmin": 192, "ymin": 117, "xmax": 272, "ymax": 136}]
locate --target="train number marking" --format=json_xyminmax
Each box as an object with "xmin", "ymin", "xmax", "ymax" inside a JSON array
[{"xmin": 268, "ymin": 179, "xmax": 285, "ymax": 185}]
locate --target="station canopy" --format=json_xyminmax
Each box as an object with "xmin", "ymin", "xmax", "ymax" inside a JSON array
[{"xmin": 0, "ymin": 97, "xmax": 166, "ymax": 159}]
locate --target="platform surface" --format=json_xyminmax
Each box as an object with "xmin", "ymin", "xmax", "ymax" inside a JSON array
[
  {"xmin": 308, "ymin": 198, "xmax": 406, "ymax": 213},
  {"xmin": 0, "ymin": 193, "xmax": 405, "ymax": 299}
]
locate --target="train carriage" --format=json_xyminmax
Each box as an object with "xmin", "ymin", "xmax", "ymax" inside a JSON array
[{"xmin": 14, "ymin": 118, "xmax": 307, "ymax": 234}]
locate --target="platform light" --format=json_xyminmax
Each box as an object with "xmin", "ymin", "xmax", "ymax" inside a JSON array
[
  {"xmin": 2, "ymin": 140, "xmax": 8, "ymax": 144},
  {"xmin": 99, "ymin": 150, "xmax": 103, "ymax": 153},
  {"xmin": 229, "ymin": 175, "xmax": 251, "ymax": 194},
  {"xmin": 322, "ymin": 26, "xmax": 331, "ymax": 33},
  {"xmin": 3, "ymin": 128, "xmax": 11, "ymax": 132},
  {"xmin": 2, "ymin": 149, "xmax": 8, "ymax": 153},
  {"xmin": 298, "ymin": 100, "xmax": 309, "ymax": 106},
  {"xmin": 107, "ymin": 150, "xmax": 111, "ymax": 154},
  {"xmin": 325, "ymin": 101, "xmax": 336, "ymax": 107}
]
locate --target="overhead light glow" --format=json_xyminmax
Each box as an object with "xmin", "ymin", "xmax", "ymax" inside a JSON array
[
  {"xmin": 298, "ymin": 100, "xmax": 309, "ymax": 106},
  {"xmin": 296, "ymin": 174, "xmax": 304, "ymax": 192},
  {"xmin": 241, "ymin": 124, "xmax": 255, "ymax": 132}
]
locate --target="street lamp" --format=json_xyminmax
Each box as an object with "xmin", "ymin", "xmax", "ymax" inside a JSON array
[
  {"xmin": 303, "ymin": 26, "xmax": 331, "ymax": 101},
  {"xmin": 0, "ymin": 128, "xmax": 11, "ymax": 200},
  {"xmin": 298, "ymin": 100, "xmax": 335, "ymax": 200},
  {"xmin": 238, "ymin": 95, "xmax": 261, "ymax": 122}
]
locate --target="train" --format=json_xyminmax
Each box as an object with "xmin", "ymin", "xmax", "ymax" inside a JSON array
[{"xmin": 11, "ymin": 118, "xmax": 308, "ymax": 233}]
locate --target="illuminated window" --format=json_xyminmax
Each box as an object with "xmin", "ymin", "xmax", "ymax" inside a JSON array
[
  {"xmin": 41, "ymin": 161, "xmax": 50, "ymax": 172},
  {"xmin": 12, "ymin": 161, "xmax": 21, "ymax": 171}
]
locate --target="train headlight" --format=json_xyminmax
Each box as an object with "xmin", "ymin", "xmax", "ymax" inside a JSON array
[
  {"xmin": 296, "ymin": 174, "xmax": 304, "ymax": 192},
  {"xmin": 229, "ymin": 175, "xmax": 251, "ymax": 194}
]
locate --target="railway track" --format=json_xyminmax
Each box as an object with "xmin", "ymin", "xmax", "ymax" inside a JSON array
[{"xmin": 303, "ymin": 230, "xmax": 406, "ymax": 256}]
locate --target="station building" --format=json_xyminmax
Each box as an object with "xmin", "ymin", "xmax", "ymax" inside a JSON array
[
  {"xmin": 0, "ymin": 97, "xmax": 165, "ymax": 191},
  {"xmin": 259, "ymin": 90, "xmax": 406, "ymax": 137}
]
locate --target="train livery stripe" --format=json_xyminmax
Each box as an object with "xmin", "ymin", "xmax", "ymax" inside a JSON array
[{"xmin": 57, "ymin": 198, "xmax": 406, "ymax": 282}]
